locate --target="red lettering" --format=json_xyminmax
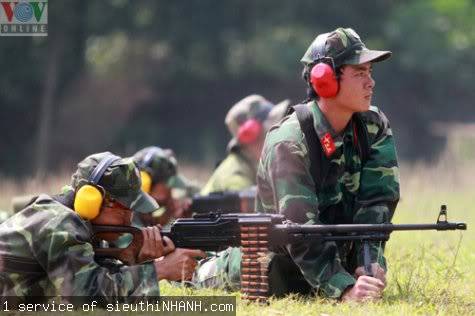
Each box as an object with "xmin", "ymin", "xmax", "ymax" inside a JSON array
[
  {"xmin": 321, "ymin": 133, "xmax": 336, "ymax": 157},
  {"xmin": 1, "ymin": 2, "xmax": 15, "ymax": 22}
]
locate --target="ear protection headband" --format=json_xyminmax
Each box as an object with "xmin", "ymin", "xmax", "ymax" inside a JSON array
[
  {"xmin": 74, "ymin": 154, "xmax": 121, "ymax": 220},
  {"xmin": 309, "ymin": 33, "xmax": 339, "ymax": 98},
  {"xmin": 139, "ymin": 147, "xmax": 164, "ymax": 193},
  {"xmin": 237, "ymin": 104, "xmax": 272, "ymax": 145}
]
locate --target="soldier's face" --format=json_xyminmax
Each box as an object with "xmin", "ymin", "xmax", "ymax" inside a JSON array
[
  {"xmin": 150, "ymin": 182, "xmax": 173, "ymax": 207},
  {"xmin": 336, "ymin": 62, "xmax": 375, "ymax": 112},
  {"xmin": 91, "ymin": 199, "xmax": 134, "ymax": 242},
  {"xmin": 92, "ymin": 199, "xmax": 133, "ymax": 226}
]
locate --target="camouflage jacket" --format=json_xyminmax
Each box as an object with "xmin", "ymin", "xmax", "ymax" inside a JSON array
[
  {"xmin": 0, "ymin": 195, "xmax": 159, "ymax": 300},
  {"xmin": 201, "ymin": 150, "xmax": 256, "ymax": 194},
  {"xmin": 256, "ymin": 101, "xmax": 400, "ymax": 298}
]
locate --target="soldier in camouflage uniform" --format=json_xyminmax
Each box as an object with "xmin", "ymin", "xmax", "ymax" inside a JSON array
[
  {"xmin": 193, "ymin": 28, "xmax": 400, "ymax": 302},
  {"xmin": 200, "ymin": 95, "xmax": 290, "ymax": 195},
  {"xmin": 192, "ymin": 96, "xmax": 289, "ymax": 289},
  {"xmin": 133, "ymin": 146, "xmax": 199, "ymax": 226},
  {"xmin": 0, "ymin": 152, "xmax": 205, "ymax": 300}
]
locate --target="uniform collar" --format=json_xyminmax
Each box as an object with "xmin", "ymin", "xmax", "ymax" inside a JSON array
[
  {"xmin": 308, "ymin": 101, "xmax": 339, "ymax": 158},
  {"xmin": 309, "ymin": 101, "xmax": 354, "ymax": 158}
]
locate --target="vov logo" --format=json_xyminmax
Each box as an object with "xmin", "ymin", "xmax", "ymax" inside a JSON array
[{"xmin": 0, "ymin": 0, "xmax": 48, "ymax": 36}]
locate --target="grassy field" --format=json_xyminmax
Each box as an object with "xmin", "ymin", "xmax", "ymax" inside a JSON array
[{"xmin": 0, "ymin": 161, "xmax": 473, "ymax": 315}]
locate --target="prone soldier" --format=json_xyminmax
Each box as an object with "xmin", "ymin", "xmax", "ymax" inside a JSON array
[
  {"xmin": 0, "ymin": 152, "xmax": 205, "ymax": 301},
  {"xmin": 133, "ymin": 146, "xmax": 199, "ymax": 226}
]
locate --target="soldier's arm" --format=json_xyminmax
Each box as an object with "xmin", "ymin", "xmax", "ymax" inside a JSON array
[
  {"xmin": 353, "ymin": 108, "xmax": 400, "ymax": 270},
  {"xmin": 257, "ymin": 140, "xmax": 356, "ymax": 298},
  {"xmin": 34, "ymin": 211, "xmax": 160, "ymax": 299}
]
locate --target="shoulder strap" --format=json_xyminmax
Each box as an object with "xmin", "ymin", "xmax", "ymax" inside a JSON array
[
  {"xmin": 293, "ymin": 104, "xmax": 329, "ymax": 193},
  {"xmin": 292, "ymin": 105, "xmax": 371, "ymax": 193},
  {"xmin": 352, "ymin": 113, "xmax": 371, "ymax": 164},
  {"xmin": 0, "ymin": 254, "xmax": 44, "ymax": 274}
]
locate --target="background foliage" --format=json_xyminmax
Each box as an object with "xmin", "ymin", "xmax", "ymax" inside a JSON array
[{"xmin": 1, "ymin": 0, "xmax": 474, "ymax": 176}]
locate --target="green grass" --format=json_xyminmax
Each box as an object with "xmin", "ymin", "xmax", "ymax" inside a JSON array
[{"xmin": 1, "ymin": 161, "xmax": 474, "ymax": 315}]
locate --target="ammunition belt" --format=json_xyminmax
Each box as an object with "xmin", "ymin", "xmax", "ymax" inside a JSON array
[{"xmin": 240, "ymin": 224, "xmax": 270, "ymax": 303}]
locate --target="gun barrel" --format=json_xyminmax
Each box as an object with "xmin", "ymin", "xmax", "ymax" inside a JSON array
[{"xmin": 274, "ymin": 222, "xmax": 466, "ymax": 234}]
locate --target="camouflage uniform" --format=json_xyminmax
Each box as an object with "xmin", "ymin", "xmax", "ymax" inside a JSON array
[
  {"xmin": 201, "ymin": 95, "xmax": 290, "ymax": 195},
  {"xmin": 193, "ymin": 28, "xmax": 400, "ymax": 299},
  {"xmin": 0, "ymin": 152, "xmax": 160, "ymax": 300},
  {"xmin": 200, "ymin": 151, "xmax": 256, "ymax": 195},
  {"xmin": 11, "ymin": 195, "xmax": 37, "ymax": 214}
]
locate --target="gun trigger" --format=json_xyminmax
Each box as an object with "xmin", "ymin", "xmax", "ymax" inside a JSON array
[{"xmin": 437, "ymin": 205, "xmax": 448, "ymax": 224}]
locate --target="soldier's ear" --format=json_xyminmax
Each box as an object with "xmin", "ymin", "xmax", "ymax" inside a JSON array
[
  {"xmin": 237, "ymin": 119, "xmax": 263, "ymax": 145},
  {"xmin": 74, "ymin": 181, "xmax": 105, "ymax": 220},
  {"xmin": 74, "ymin": 154, "xmax": 120, "ymax": 220},
  {"xmin": 140, "ymin": 171, "xmax": 152, "ymax": 193}
]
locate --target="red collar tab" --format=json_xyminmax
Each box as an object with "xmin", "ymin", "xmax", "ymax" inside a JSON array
[{"xmin": 320, "ymin": 132, "xmax": 336, "ymax": 157}]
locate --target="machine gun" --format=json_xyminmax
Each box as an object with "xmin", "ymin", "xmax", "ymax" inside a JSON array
[
  {"xmin": 188, "ymin": 186, "xmax": 256, "ymax": 213},
  {"xmin": 92, "ymin": 205, "xmax": 466, "ymax": 302}
]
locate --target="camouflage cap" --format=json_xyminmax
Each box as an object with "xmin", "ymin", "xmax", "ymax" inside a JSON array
[
  {"xmin": 301, "ymin": 27, "xmax": 391, "ymax": 67},
  {"xmin": 226, "ymin": 94, "xmax": 285, "ymax": 148},
  {"xmin": 71, "ymin": 152, "xmax": 158, "ymax": 214},
  {"xmin": 133, "ymin": 146, "xmax": 178, "ymax": 185}
]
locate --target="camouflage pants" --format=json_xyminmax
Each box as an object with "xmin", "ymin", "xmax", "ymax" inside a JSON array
[
  {"xmin": 192, "ymin": 247, "xmax": 243, "ymax": 291},
  {"xmin": 191, "ymin": 247, "xmax": 315, "ymax": 297}
]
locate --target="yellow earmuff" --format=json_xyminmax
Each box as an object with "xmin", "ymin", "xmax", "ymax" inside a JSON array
[
  {"xmin": 140, "ymin": 170, "xmax": 152, "ymax": 193},
  {"xmin": 74, "ymin": 154, "xmax": 121, "ymax": 220},
  {"xmin": 74, "ymin": 184, "xmax": 103, "ymax": 220},
  {"xmin": 138, "ymin": 147, "xmax": 161, "ymax": 194}
]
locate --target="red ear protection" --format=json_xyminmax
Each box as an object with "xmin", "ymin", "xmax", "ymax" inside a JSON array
[
  {"xmin": 237, "ymin": 119, "xmax": 263, "ymax": 144},
  {"xmin": 310, "ymin": 62, "xmax": 339, "ymax": 98}
]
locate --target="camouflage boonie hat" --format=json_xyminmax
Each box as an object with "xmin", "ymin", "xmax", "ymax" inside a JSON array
[
  {"xmin": 301, "ymin": 27, "xmax": 391, "ymax": 68},
  {"xmin": 71, "ymin": 152, "xmax": 158, "ymax": 214},
  {"xmin": 226, "ymin": 95, "xmax": 289, "ymax": 149},
  {"xmin": 133, "ymin": 146, "xmax": 182, "ymax": 187}
]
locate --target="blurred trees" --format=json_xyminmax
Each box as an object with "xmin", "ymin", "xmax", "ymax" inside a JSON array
[{"xmin": 0, "ymin": 0, "xmax": 474, "ymax": 176}]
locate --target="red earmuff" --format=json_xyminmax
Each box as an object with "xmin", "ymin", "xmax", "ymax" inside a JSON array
[
  {"xmin": 237, "ymin": 119, "xmax": 263, "ymax": 144},
  {"xmin": 310, "ymin": 62, "xmax": 339, "ymax": 98}
]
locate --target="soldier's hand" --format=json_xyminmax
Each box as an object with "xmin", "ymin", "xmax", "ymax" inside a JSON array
[
  {"xmin": 161, "ymin": 236, "xmax": 175, "ymax": 256},
  {"xmin": 154, "ymin": 248, "xmax": 206, "ymax": 281},
  {"xmin": 354, "ymin": 263, "xmax": 386, "ymax": 285},
  {"xmin": 136, "ymin": 226, "xmax": 165, "ymax": 263},
  {"xmin": 116, "ymin": 228, "xmax": 144, "ymax": 265},
  {"xmin": 341, "ymin": 275, "xmax": 385, "ymax": 302}
]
